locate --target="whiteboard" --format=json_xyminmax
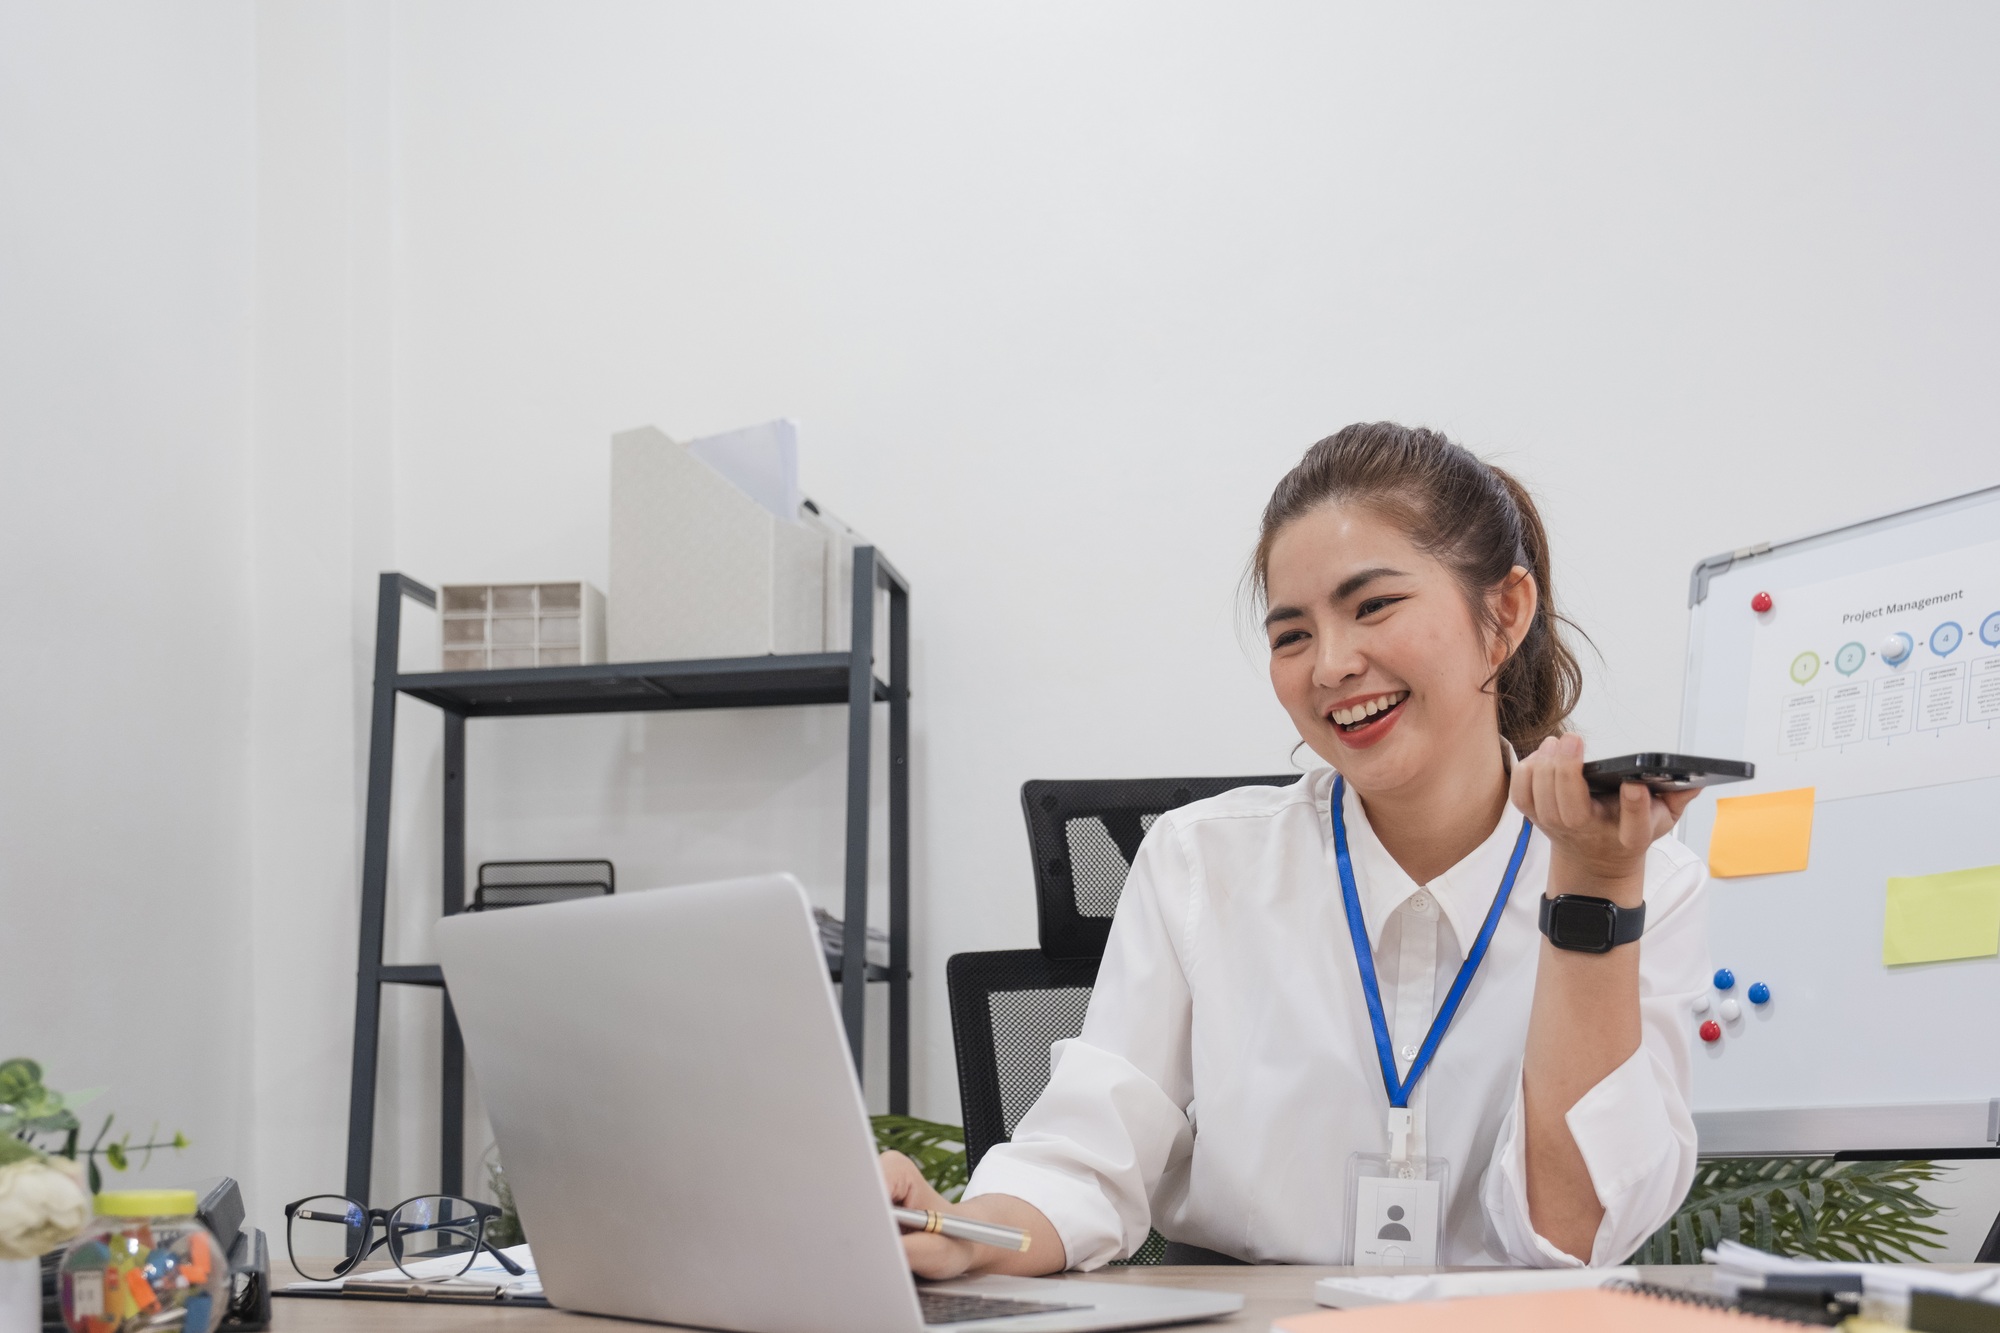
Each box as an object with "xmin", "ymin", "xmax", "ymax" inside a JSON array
[{"xmin": 1678, "ymin": 483, "xmax": 2000, "ymax": 1156}]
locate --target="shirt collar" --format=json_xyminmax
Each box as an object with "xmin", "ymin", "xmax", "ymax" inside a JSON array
[{"xmin": 1332, "ymin": 741, "xmax": 1529, "ymax": 954}]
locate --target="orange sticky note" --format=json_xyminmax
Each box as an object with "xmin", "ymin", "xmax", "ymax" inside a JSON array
[{"xmin": 1708, "ymin": 786, "xmax": 1814, "ymax": 877}]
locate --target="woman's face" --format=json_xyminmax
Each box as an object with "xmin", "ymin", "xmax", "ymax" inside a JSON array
[{"xmin": 1264, "ymin": 501, "xmax": 1531, "ymax": 795}]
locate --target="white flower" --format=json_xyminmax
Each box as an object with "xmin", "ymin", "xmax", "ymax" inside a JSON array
[{"xmin": 0, "ymin": 1155, "xmax": 90, "ymax": 1260}]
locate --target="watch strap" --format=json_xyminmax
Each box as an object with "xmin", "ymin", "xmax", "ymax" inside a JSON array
[{"xmin": 1538, "ymin": 893, "xmax": 1646, "ymax": 951}]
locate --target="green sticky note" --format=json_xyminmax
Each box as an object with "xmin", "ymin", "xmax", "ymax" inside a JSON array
[{"xmin": 1883, "ymin": 865, "xmax": 2000, "ymax": 967}]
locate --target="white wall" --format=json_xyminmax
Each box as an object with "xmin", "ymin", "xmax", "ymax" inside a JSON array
[
  {"xmin": 0, "ymin": 1, "xmax": 256, "ymax": 1189},
  {"xmin": 10, "ymin": 0, "xmax": 2000, "ymax": 1256},
  {"xmin": 366, "ymin": 0, "xmax": 2000, "ymax": 1251}
]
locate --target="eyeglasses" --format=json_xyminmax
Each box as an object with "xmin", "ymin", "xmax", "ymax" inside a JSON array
[{"xmin": 283, "ymin": 1193, "xmax": 526, "ymax": 1283}]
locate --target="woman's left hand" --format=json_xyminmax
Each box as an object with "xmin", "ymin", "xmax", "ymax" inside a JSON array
[{"xmin": 1511, "ymin": 734, "xmax": 1701, "ymax": 902}]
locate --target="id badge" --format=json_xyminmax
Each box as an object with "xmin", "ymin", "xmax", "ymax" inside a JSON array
[{"xmin": 1344, "ymin": 1153, "xmax": 1450, "ymax": 1266}]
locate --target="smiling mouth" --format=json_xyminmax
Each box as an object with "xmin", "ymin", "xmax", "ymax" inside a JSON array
[{"xmin": 1330, "ymin": 690, "xmax": 1408, "ymax": 733}]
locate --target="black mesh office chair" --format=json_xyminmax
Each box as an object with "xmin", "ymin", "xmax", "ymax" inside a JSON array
[
  {"xmin": 946, "ymin": 774, "xmax": 1302, "ymax": 1265},
  {"xmin": 1020, "ymin": 777, "xmax": 1299, "ymax": 960}
]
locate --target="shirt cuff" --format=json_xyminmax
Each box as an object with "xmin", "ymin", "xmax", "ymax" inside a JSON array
[
  {"xmin": 963, "ymin": 1149, "xmax": 1124, "ymax": 1271},
  {"xmin": 960, "ymin": 1038, "xmax": 1192, "ymax": 1271},
  {"xmin": 1486, "ymin": 1045, "xmax": 1692, "ymax": 1267},
  {"xmin": 1565, "ymin": 1044, "xmax": 1679, "ymax": 1211}
]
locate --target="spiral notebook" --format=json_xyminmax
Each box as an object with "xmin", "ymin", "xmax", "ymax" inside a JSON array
[{"xmin": 1274, "ymin": 1283, "xmax": 1837, "ymax": 1331}]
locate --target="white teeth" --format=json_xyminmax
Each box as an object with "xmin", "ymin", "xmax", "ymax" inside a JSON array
[{"xmin": 1332, "ymin": 691, "xmax": 1407, "ymax": 728}]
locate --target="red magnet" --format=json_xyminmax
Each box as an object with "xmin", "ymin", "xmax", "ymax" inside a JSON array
[
  {"xmin": 1699, "ymin": 1020, "xmax": 1722, "ymax": 1043},
  {"xmin": 1751, "ymin": 591, "xmax": 1773, "ymax": 613}
]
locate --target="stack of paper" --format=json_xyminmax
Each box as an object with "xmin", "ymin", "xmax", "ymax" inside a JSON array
[
  {"xmin": 1709, "ymin": 1239, "xmax": 2000, "ymax": 1305},
  {"xmin": 285, "ymin": 1243, "xmax": 540, "ymax": 1299}
]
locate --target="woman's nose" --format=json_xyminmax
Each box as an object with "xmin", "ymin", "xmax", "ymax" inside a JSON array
[{"xmin": 1312, "ymin": 635, "xmax": 1363, "ymax": 689}]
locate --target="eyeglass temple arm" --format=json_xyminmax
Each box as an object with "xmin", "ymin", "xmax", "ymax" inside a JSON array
[
  {"xmin": 384, "ymin": 1217, "xmax": 526, "ymax": 1276},
  {"xmin": 484, "ymin": 1241, "xmax": 526, "ymax": 1276}
]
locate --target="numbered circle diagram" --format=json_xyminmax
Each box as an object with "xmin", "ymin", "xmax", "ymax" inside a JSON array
[
  {"xmin": 1835, "ymin": 642, "xmax": 1867, "ymax": 676},
  {"xmin": 1881, "ymin": 631, "xmax": 1914, "ymax": 667},
  {"xmin": 1931, "ymin": 621, "xmax": 1963, "ymax": 657},
  {"xmin": 1983, "ymin": 611, "xmax": 2000, "ymax": 648},
  {"xmin": 1789, "ymin": 652, "xmax": 1820, "ymax": 685}
]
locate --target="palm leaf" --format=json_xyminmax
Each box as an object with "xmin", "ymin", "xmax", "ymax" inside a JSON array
[
  {"xmin": 1632, "ymin": 1157, "xmax": 1948, "ymax": 1265},
  {"xmin": 871, "ymin": 1115, "xmax": 970, "ymax": 1202}
]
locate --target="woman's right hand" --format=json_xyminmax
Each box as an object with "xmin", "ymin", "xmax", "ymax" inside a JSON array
[{"xmin": 879, "ymin": 1150, "xmax": 981, "ymax": 1279}]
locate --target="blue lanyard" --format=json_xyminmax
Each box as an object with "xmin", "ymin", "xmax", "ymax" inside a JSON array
[{"xmin": 1332, "ymin": 774, "xmax": 1533, "ymax": 1109}]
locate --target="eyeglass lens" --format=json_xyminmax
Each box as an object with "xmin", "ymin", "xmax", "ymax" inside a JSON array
[
  {"xmin": 387, "ymin": 1195, "xmax": 486, "ymax": 1278},
  {"xmin": 287, "ymin": 1195, "xmax": 370, "ymax": 1281}
]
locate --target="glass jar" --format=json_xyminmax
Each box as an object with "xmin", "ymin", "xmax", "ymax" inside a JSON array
[{"xmin": 58, "ymin": 1191, "xmax": 229, "ymax": 1333}]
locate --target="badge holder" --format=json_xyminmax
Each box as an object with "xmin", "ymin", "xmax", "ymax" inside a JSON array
[{"xmin": 1344, "ymin": 1109, "xmax": 1449, "ymax": 1266}]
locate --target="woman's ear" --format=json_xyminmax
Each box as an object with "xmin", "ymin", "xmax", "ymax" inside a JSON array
[{"xmin": 1489, "ymin": 566, "xmax": 1538, "ymax": 667}]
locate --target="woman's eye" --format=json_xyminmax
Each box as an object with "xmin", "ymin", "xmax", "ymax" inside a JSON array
[
  {"xmin": 1271, "ymin": 629, "xmax": 1307, "ymax": 649},
  {"xmin": 1356, "ymin": 596, "xmax": 1405, "ymax": 618}
]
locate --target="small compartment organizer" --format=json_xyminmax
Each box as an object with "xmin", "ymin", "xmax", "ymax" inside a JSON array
[{"xmin": 439, "ymin": 582, "xmax": 606, "ymax": 671}]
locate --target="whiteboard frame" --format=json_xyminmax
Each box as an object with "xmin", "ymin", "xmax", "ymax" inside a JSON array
[{"xmin": 1680, "ymin": 482, "xmax": 2000, "ymax": 1158}]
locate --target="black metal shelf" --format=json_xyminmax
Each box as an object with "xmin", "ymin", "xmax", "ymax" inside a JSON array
[
  {"xmin": 395, "ymin": 654, "xmax": 889, "ymax": 718},
  {"xmin": 381, "ymin": 959, "xmax": 902, "ymax": 985},
  {"xmin": 345, "ymin": 551, "xmax": 911, "ymax": 1203}
]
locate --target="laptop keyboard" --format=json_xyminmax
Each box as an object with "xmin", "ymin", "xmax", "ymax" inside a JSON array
[{"xmin": 918, "ymin": 1289, "xmax": 1091, "ymax": 1325}]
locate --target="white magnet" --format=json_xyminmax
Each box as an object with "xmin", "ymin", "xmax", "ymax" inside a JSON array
[
  {"xmin": 1692, "ymin": 995, "xmax": 1711, "ymax": 1014},
  {"xmin": 1719, "ymin": 998, "xmax": 1741, "ymax": 1021}
]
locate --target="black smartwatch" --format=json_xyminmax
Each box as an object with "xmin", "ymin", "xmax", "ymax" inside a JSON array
[{"xmin": 1538, "ymin": 894, "xmax": 1646, "ymax": 953}]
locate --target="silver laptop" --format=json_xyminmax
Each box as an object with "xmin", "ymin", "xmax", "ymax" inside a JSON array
[{"xmin": 436, "ymin": 873, "xmax": 1243, "ymax": 1333}]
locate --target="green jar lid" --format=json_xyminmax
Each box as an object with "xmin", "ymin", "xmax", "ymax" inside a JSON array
[{"xmin": 95, "ymin": 1190, "xmax": 199, "ymax": 1217}]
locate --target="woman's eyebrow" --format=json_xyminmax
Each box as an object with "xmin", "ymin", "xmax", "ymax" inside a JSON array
[
  {"xmin": 1262, "ymin": 605, "xmax": 1304, "ymax": 630},
  {"xmin": 1333, "ymin": 567, "xmax": 1409, "ymax": 601}
]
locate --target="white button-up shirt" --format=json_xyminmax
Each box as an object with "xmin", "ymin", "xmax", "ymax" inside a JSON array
[{"xmin": 963, "ymin": 766, "xmax": 1707, "ymax": 1268}]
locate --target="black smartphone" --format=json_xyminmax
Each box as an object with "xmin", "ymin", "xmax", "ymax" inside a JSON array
[{"xmin": 1580, "ymin": 752, "xmax": 1754, "ymax": 794}]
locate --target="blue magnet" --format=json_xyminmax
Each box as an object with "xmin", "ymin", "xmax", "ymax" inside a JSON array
[
  {"xmin": 1713, "ymin": 968, "xmax": 1735, "ymax": 991},
  {"xmin": 1747, "ymin": 982, "xmax": 1770, "ymax": 1004}
]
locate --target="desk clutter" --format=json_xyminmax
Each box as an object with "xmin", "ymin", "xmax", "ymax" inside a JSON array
[
  {"xmin": 1278, "ymin": 1243, "xmax": 2000, "ymax": 1332},
  {"xmin": 277, "ymin": 1243, "xmax": 540, "ymax": 1308},
  {"xmin": 41, "ymin": 1179, "xmax": 270, "ymax": 1333}
]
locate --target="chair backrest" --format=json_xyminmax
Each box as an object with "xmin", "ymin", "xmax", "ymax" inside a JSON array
[
  {"xmin": 1019, "ymin": 775, "xmax": 1301, "ymax": 960},
  {"xmin": 946, "ymin": 949, "xmax": 1100, "ymax": 1170},
  {"xmin": 948, "ymin": 775, "xmax": 1305, "ymax": 1168}
]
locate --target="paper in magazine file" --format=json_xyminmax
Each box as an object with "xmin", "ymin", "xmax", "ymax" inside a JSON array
[
  {"xmin": 1276, "ymin": 1285, "xmax": 1793, "ymax": 1331},
  {"xmin": 284, "ymin": 1244, "xmax": 540, "ymax": 1298}
]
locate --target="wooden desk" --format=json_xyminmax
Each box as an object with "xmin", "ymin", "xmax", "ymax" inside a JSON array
[{"xmin": 270, "ymin": 1263, "xmax": 1729, "ymax": 1331}]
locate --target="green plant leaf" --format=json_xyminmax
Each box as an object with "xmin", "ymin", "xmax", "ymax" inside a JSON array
[
  {"xmin": 0, "ymin": 1137, "xmax": 39, "ymax": 1166},
  {"xmin": 0, "ymin": 1059, "xmax": 44, "ymax": 1106},
  {"xmin": 105, "ymin": 1141, "xmax": 127, "ymax": 1172},
  {"xmin": 870, "ymin": 1115, "xmax": 970, "ymax": 1203},
  {"xmin": 1631, "ymin": 1157, "xmax": 1946, "ymax": 1265}
]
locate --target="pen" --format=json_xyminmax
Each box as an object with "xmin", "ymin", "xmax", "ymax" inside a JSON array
[{"xmin": 893, "ymin": 1206, "xmax": 1032, "ymax": 1252}]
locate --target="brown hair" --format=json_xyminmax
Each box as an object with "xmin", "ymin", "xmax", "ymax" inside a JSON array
[{"xmin": 1250, "ymin": 422, "xmax": 1583, "ymax": 752}]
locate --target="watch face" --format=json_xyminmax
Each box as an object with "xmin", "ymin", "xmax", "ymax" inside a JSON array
[{"xmin": 1548, "ymin": 897, "xmax": 1617, "ymax": 952}]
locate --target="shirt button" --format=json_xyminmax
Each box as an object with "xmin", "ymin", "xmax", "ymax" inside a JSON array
[
  {"xmin": 1400, "ymin": 1043, "xmax": 1419, "ymax": 1059},
  {"xmin": 1409, "ymin": 893, "xmax": 1431, "ymax": 915}
]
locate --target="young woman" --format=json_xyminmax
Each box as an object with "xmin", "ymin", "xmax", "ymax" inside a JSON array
[{"xmin": 883, "ymin": 423, "xmax": 1708, "ymax": 1270}]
